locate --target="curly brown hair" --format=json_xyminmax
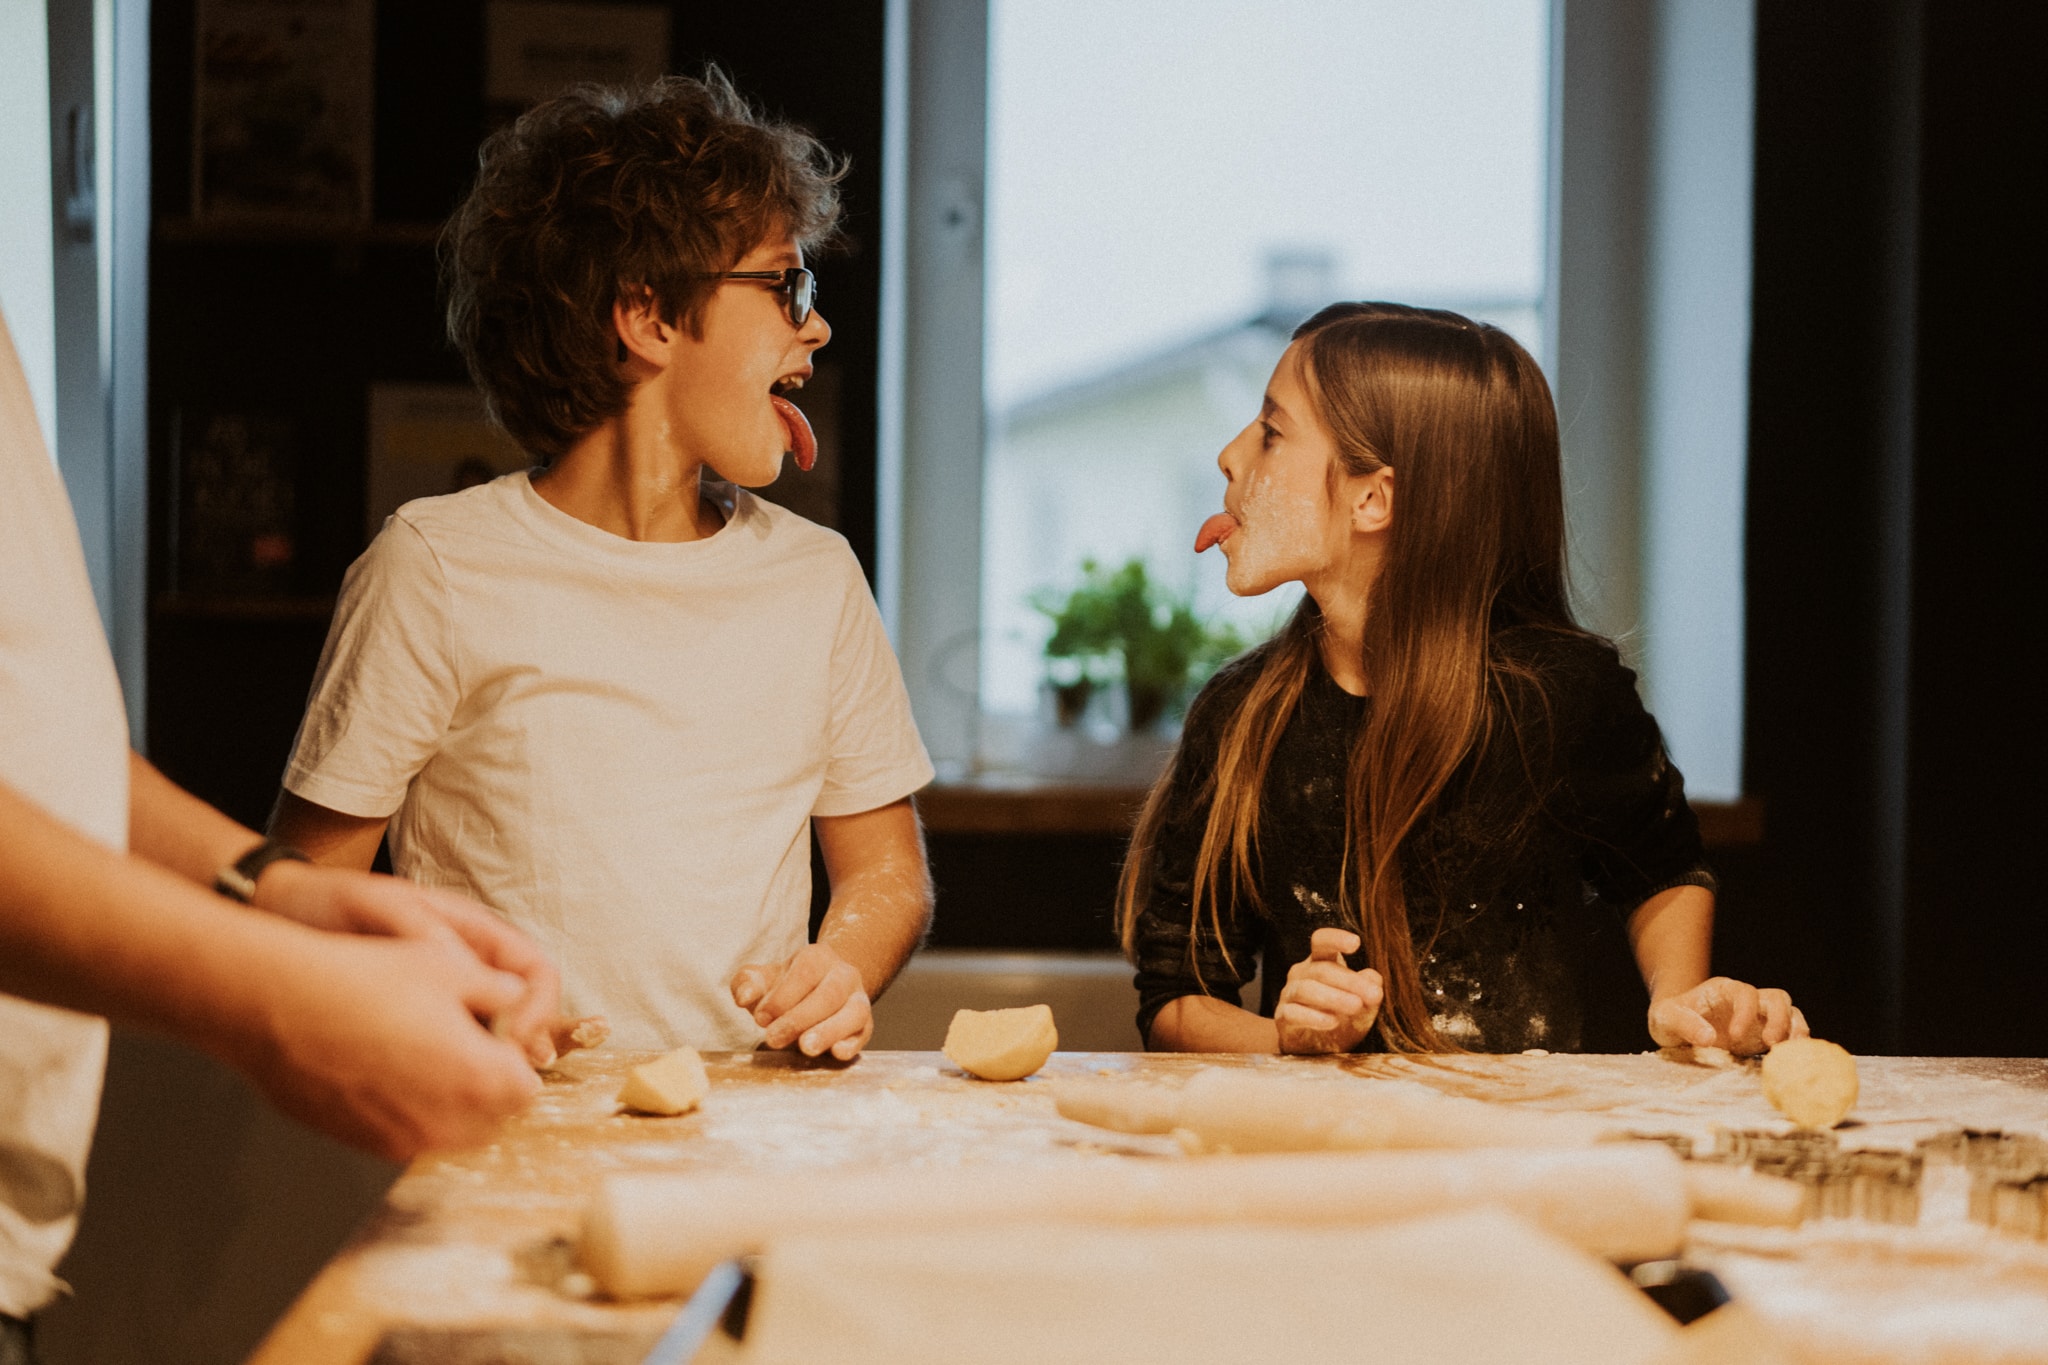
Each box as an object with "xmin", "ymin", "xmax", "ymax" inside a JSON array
[{"xmin": 441, "ymin": 69, "xmax": 845, "ymax": 461}]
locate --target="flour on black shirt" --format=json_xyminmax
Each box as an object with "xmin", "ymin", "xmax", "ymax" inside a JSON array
[{"xmin": 1131, "ymin": 626, "xmax": 1715, "ymax": 1053}]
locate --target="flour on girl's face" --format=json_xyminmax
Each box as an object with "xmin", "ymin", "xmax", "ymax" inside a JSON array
[{"xmin": 1223, "ymin": 468, "xmax": 1329, "ymax": 596}]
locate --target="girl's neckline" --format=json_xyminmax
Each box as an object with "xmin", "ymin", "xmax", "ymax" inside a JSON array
[{"xmin": 1307, "ymin": 657, "xmax": 1371, "ymax": 705}]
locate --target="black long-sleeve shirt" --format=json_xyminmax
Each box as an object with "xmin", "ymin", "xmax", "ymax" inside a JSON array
[{"xmin": 1131, "ymin": 626, "xmax": 1715, "ymax": 1053}]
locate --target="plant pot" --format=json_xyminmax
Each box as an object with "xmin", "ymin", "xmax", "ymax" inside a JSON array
[
  {"xmin": 1126, "ymin": 680, "xmax": 1173, "ymax": 734},
  {"xmin": 1050, "ymin": 677, "xmax": 1095, "ymax": 728}
]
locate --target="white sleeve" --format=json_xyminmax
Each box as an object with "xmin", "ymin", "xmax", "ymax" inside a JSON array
[
  {"xmin": 282, "ymin": 516, "xmax": 461, "ymax": 818},
  {"xmin": 812, "ymin": 551, "xmax": 935, "ymax": 818}
]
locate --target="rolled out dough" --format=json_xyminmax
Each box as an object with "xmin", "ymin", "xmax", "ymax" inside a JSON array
[
  {"xmin": 1058, "ymin": 1068, "xmax": 1609, "ymax": 1152},
  {"xmin": 616, "ymin": 1047, "xmax": 708, "ymax": 1116},
  {"xmin": 1760, "ymin": 1037, "xmax": 1858, "ymax": 1129},
  {"xmin": 1051, "ymin": 1077, "xmax": 1184, "ymax": 1134},
  {"xmin": 739, "ymin": 1210, "xmax": 1679, "ymax": 1365},
  {"xmin": 942, "ymin": 1004, "xmax": 1057, "ymax": 1080}
]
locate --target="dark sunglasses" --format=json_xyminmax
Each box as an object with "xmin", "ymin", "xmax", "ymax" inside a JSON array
[{"xmin": 716, "ymin": 266, "xmax": 817, "ymax": 327}]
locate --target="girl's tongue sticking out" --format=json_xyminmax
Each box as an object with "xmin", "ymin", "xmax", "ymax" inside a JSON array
[
  {"xmin": 770, "ymin": 393, "xmax": 818, "ymax": 471},
  {"xmin": 1194, "ymin": 512, "xmax": 1239, "ymax": 553}
]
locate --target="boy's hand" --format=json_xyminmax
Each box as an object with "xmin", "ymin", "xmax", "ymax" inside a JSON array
[
  {"xmin": 253, "ymin": 861, "xmax": 566, "ymax": 1068},
  {"xmin": 1648, "ymin": 976, "xmax": 1808, "ymax": 1056},
  {"xmin": 1276, "ymin": 927, "xmax": 1383, "ymax": 1055},
  {"xmin": 731, "ymin": 943, "xmax": 873, "ymax": 1060}
]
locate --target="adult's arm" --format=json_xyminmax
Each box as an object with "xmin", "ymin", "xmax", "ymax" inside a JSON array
[
  {"xmin": 136, "ymin": 754, "xmax": 559, "ymax": 1060},
  {"xmin": 731, "ymin": 796, "xmax": 931, "ymax": 1059},
  {"xmin": 0, "ymin": 773, "xmax": 537, "ymax": 1160}
]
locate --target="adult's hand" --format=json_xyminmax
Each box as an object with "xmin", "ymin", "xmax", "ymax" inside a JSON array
[
  {"xmin": 1275, "ymin": 927, "xmax": 1383, "ymax": 1055},
  {"xmin": 731, "ymin": 942, "xmax": 872, "ymax": 1060},
  {"xmin": 1648, "ymin": 976, "xmax": 1808, "ymax": 1056},
  {"xmin": 255, "ymin": 861, "xmax": 567, "ymax": 1067},
  {"xmin": 235, "ymin": 932, "xmax": 542, "ymax": 1162}
]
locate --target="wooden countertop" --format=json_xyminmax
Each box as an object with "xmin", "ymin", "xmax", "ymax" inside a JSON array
[{"xmin": 250, "ymin": 1050, "xmax": 2048, "ymax": 1365}]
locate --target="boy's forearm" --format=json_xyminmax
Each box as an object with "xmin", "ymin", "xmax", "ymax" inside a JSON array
[
  {"xmin": 1626, "ymin": 884, "xmax": 1715, "ymax": 1002},
  {"xmin": 268, "ymin": 787, "xmax": 388, "ymax": 871},
  {"xmin": 814, "ymin": 799, "xmax": 932, "ymax": 1000},
  {"xmin": 815, "ymin": 867, "xmax": 932, "ymax": 1000}
]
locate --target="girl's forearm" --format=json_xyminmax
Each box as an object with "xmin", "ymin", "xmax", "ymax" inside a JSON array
[
  {"xmin": 1146, "ymin": 993, "xmax": 1281, "ymax": 1052},
  {"xmin": 1626, "ymin": 884, "xmax": 1715, "ymax": 1002}
]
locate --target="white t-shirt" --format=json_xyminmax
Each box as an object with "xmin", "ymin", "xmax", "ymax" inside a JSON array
[
  {"xmin": 0, "ymin": 312, "xmax": 127, "ymax": 1316},
  {"xmin": 284, "ymin": 473, "xmax": 933, "ymax": 1050}
]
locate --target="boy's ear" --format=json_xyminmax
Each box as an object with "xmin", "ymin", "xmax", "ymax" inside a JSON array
[
  {"xmin": 1350, "ymin": 466, "xmax": 1394, "ymax": 535},
  {"xmin": 613, "ymin": 291, "xmax": 674, "ymax": 369}
]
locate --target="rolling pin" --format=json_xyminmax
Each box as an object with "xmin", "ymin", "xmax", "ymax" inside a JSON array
[
  {"xmin": 582, "ymin": 1142, "xmax": 1691, "ymax": 1298},
  {"xmin": 1053, "ymin": 1070, "xmax": 1612, "ymax": 1150}
]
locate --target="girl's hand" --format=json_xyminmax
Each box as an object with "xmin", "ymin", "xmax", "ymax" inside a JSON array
[
  {"xmin": 1276, "ymin": 927, "xmax": 1383, "ymax": 1054},
  {"xmin": 1648, "ymin": 976, "xmax": 1808, "ymax": 1056}
]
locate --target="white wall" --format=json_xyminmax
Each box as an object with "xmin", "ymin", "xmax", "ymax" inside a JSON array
[{"xmin": 0, "ymin": 0, "xmax": 58, "ymax": 456}]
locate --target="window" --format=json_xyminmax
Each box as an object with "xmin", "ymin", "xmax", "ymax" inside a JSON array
[
  {"xmin": 886, "ymin": 0, "xmax": 1753, "ymax": 803},
  {"xmin": 980, "ymin": 0, "xmax": 1551, "ymax": 728}
]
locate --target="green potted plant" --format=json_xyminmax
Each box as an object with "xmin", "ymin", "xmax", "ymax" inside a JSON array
[
  {"xmin": 1032, "ymin": 558, "xmax": 1244, "ymax": 733},
  {"xmin": 1030, "ymin": 561, "xmax": 1118, "ymax": 727}
]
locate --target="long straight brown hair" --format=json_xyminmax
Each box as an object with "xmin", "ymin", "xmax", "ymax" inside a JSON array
[{"xmin": 1116, "ymin": 303, "xmax": 1581, "ymax": 1051}]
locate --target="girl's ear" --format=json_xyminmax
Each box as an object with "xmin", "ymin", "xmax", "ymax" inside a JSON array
[{"xmin": 1350, "ymin": 465, "xmax": 1395, "ymax": 535}]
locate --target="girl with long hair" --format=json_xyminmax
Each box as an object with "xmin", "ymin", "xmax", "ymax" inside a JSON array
[{"xmin": 1119, "ymin": 302, "xmax": 1804, "ymax": 1055}]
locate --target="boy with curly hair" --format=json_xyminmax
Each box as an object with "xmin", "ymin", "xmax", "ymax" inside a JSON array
[{"xmin": 273, "ymin": 73, "xmax": 933, "ymax": 1059}]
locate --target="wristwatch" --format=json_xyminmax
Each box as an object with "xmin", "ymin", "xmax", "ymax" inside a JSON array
[{"xmin": 214, "ymin": 838, "xmax": 310, "ymax": 904}]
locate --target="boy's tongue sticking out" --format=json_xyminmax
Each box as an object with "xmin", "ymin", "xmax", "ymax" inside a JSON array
[
  {"xmin": 1194, "ymin": 512, "xmax": 1238, "ymax": 553},
  {"xmin": 771, "ymin": 394, "xmax": 817, "ymax": 472}
]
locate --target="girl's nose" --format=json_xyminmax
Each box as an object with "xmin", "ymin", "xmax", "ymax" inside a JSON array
[{"xmin": 1217, "ymin": 425, "xmax": 1251, "ymax": 479}]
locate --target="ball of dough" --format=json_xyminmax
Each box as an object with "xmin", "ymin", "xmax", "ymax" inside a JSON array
[
  {"xmin": 1760, "ymin": 1037, "xmax": 1858, "ymax": 1129},
  {"xmin": 617, "ymin": 1046, "xmax": 709, "ymax": 1116},
  {"xmin": 943, "ymin": 1004, "xmax": 1058, "ymax": 1080}
]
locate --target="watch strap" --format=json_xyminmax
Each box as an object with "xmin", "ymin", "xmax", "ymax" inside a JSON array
[{"xmin": 215, "ymin": 838, "xmax": 310, "ymax": 904}]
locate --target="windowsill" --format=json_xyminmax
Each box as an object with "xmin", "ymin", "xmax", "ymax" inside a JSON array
[{"xmin": 922, "ymin": 724, "xmax": 1766, "ymax": 847}]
